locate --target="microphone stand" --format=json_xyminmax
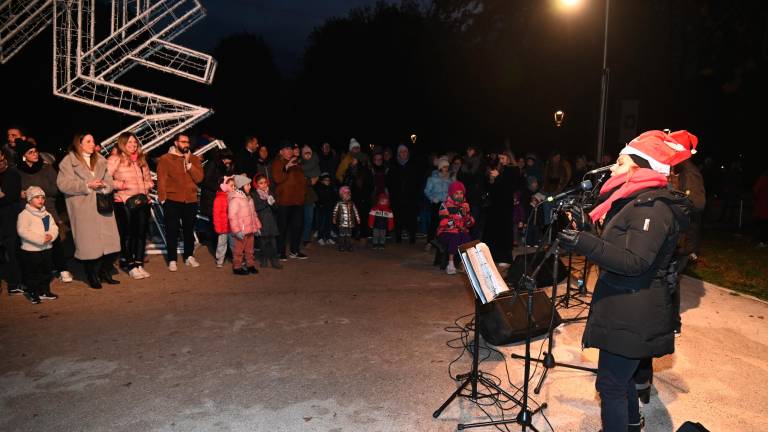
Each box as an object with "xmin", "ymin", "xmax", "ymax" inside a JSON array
[{"xmin": 511, "ymin": 203, "xmax": 596, "ymax": 395}]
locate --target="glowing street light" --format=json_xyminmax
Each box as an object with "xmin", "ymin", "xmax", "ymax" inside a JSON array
[
  {"xmin": 410, "ymin": 134, "xmax": 417, "ymax": 144},
  {"xmin": 554, "ymin": 110, "xmax": 566, "ymax": 127}
]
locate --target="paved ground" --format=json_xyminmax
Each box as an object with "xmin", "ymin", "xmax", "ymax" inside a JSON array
[{"xmin": 1, "ymin": 242, "xmax": 766, "ymax": 431}]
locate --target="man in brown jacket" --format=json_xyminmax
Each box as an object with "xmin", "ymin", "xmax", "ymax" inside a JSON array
[
  {"xmin": 271, "ymin": 140, "xmax": 307, "ymax": 260},
  {"xmin": 157, "ymin": 133, "xmax": 204, "ymax": 271}
]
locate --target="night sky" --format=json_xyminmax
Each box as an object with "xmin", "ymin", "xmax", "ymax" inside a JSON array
[{"xmin": 178, "ymin": 0, "xmax": 387, "ymax": 75}]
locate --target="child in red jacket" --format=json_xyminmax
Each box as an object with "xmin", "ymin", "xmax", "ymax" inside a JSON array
[
  {"xmin": 438, "ymin": 181, "xmax": 475, "ymax": 275},
  {"xmin": 212, "ymin": 176, "xmax": 233, "ymax": 268},
  {"xmin": 368, "ymin": 192, "xmax": 394, "ymax": 250}
]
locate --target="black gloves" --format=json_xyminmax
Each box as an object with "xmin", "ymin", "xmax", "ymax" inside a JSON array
[{"xmin": 557, "ymin": 229, "xmax": 581, "ymax": 251}]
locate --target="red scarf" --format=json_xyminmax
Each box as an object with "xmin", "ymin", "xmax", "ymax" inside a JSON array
[{"xmin": 589, "ymin": 168, "xmax": 668, "ymax": 223}]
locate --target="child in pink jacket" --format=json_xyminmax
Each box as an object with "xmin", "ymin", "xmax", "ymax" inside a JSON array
[{"xmin": 227, "ymin": 175, "xmax": 262, "ymax": 275}]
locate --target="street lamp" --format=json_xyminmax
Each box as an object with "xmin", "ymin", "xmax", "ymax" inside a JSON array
[
  {"xmin": 410, "ymin": 134, "xmax": 417, "ymax": 144},
  {"xmin": 557, "ymin": 0, "xmax": 610, "ymax": 161}
]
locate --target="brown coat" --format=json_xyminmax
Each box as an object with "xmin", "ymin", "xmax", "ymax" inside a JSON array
[
  {"xmin": 271, "ymin": 157, "xmax": 306, "ymax": 206},
  {"xmin": 156, "ymin": 147, "xmax": 203, "ymax": 203}
]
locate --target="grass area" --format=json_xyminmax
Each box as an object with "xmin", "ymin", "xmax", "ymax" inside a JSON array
[{"xmin": 684, "ymin": 229, "xmax": 768, "ymax": 300}]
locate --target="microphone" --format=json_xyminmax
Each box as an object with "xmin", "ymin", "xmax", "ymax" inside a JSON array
[
  {"xmin": 546, "ymin": 180, "xmax": 593, "ymax": 202},
  {"xmin": 585, "ymin": 164, "xmax": 614, "ymax": 175}
]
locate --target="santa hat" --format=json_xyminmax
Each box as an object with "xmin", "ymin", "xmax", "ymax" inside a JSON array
[
  {"xmin": 349, "ymin": 138, "xmax": 360, "ymax": 151},
  {"xmin": 448, "ymin": 180, "xmax": 466, "ymax": 197},
  {"xmin": 619, "ymin": 130, "xmax": 696, "ymax": 175},
  {"xmin": 667, "ymin": 130, "xmax": 698, "ymax": 166}
]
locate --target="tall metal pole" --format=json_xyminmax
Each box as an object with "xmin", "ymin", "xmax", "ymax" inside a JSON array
[{"xmin": 596, "ymin": 0, "xmax": 610, "ymax": 162}]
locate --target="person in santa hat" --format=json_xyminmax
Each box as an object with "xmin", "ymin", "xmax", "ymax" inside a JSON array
[{"xmin": 558, "ymin": 130, "xmax": 695, "ymax": 432}]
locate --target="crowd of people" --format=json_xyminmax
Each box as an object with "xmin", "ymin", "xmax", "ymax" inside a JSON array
[{"xmin": 1, "ymin": 125, "xmax": 767, "ymax": 306}]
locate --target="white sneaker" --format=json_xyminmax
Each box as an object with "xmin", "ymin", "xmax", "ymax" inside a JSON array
[
  {"xmin": 59, "ymin": 271, "xmax": 74, "ymax": 283},
  {"xmin": 168, "ymin": 261, "xmax": 178, "ymax": 272},
  {"xmin": 317, "ymin": 239, "xmax": 326, "ymax": 246},
  {"xmin": 185, "ymin": 256, "xmax": 200, "ymax": 267},
  {"xmin": 129, "ymin": 267, "xmax": 145, "ymax": 279},
  {"xmin": 216, "ymin": 260, "xmax": 224, "ymax": 268},
  {"xmin": 138, "ymin": 266, "xmax": 150, "ymax": 278},
  {"xmin": 446, "ymin": 262, "xmax": 457, "ymax": 275},
  {"xmin": 326, "ymin": 238, "xmax": 336, "ymax": 245}
]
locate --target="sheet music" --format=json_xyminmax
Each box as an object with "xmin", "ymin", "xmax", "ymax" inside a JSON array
[{"xmin": 461, "ymin": 242, "xmax": 509, "ymax": 303}]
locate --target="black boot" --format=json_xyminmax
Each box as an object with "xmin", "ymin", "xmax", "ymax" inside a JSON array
[
  {"xmin": 83, "ymin": 260, "xmax": 102, "ymax": 289},
  {"xmin": 98, "ymin": 258, "xmax": 120, "ymax": 285}
]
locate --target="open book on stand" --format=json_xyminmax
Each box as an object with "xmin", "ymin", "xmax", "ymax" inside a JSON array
[{"xmin": 458, "ymin": 241, "xmax": 509, "ymax": 304}]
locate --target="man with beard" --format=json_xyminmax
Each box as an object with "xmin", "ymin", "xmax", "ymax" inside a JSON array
[{"xmin": 157, "ymin": 133, "xmax": 204, "ymax": 271}]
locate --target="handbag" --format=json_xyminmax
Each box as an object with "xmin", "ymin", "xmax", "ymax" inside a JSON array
[
  {"xmin": 124, "ymin": 166, "xmax": 150, "ymax": 211},
  {"xmin": 125, "ymin": 193, "xmax": 149, "ymax": 210},
  {"xmin": 96, "ymin": 192, "xmax": 114, "ymax": 214}
]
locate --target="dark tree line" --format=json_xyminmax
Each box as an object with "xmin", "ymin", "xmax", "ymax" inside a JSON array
[{"xmin": 2, "ymin": 0, "xmax": 766, "ymax": 173}]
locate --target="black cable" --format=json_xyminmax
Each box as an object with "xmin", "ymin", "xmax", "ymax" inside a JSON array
[{"xmin": 444, "ymin": 314, "xmax": 556, "ymax": 432}]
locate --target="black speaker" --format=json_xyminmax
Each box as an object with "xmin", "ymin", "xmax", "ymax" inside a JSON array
[
  {"xmin": 477, "ymin": 290, "xmax": 561, "ymax": 345},
  {"xmin": 676, "ymin": 422, "xmax": 710, "ymax": 432},
  {"xmin": 505, "ymin": 251, "xmax": 568, "ymax": 289}
]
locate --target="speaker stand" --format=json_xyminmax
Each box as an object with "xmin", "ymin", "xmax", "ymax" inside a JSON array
[
  {"xmin": 510, "ymin": 238, "xmax": 597, "ymax": 394},
  {"xmin": 434, "ymin": 298, "xmax": 546, "ymax": 431}
]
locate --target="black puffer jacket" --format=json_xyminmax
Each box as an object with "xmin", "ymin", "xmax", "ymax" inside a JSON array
[{"xmin": 573, "ymin": 187, "xmax": 692, "ymax": 359}]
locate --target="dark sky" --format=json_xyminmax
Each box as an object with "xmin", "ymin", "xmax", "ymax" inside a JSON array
[{"xmin": 177, "ymin": 0, "xmax": 386, "ymax": 76}]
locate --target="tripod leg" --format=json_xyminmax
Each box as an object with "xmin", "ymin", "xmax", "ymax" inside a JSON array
[
  {"xmin": 433, "ymin": 376, "xmax": 472, "ymax": 418},
  {"xmin": 533, "ymin": 365, "xmax": 549, "ymax": 394}
]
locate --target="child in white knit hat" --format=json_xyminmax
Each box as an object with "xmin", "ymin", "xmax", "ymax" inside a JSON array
[{"xmin": 17, "ymin": 186, "xmax": 59, "ymax": 303}]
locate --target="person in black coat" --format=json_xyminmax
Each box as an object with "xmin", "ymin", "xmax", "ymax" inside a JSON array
[
  {"xmin": 481, "ymin": 151, "xmax": 521, "ymax": 265},
  {"xmin": 200, "ymin": 148, "xmax": 235, "ymax": 220},
  {"xmin": 558, "ymin": 130, "xmax": 695, "ymax": 432},
  {"xmin": 386, "ymin": 144, "xmax": 422, "ymax": 243},
  {"xmin": 233, "ymin": 136, "xmax": 260, "ymax": 178},
  {"xmin": 0, "ymin": 149, "xmax": 23, "ymax": 294}
]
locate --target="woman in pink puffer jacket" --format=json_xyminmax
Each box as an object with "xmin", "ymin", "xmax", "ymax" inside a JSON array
[{"xmin": 227, "ymin": 175, "xmax": 262, "ymax": 275}]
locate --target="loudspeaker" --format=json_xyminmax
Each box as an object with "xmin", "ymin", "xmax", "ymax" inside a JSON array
[
  {"xmin": 505, "ymin": 251, "xmax": 568, "ymax": 289},
  {"xmin": 676, "ymin": 422, "xmax": 710, "ymax": 432},
  {"xmin": 477, "ymin": 290, "xmax": 561, "ymax": 345}
]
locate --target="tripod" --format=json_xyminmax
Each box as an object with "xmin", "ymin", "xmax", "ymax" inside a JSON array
[
  {"xmin": 511, "ymin": 219, "xmax": 597, "ymax": 394},
  {"xmin": 434, "ymin": 246, "xmax": 546, "ymax": 431},
  {"xmin": 556, "ymin": 251, "xmax": 591, "ymax": 310}
]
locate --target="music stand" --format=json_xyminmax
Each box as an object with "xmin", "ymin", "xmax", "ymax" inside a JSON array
[{"xmin": 433, "ymin": 241, "xmax": 546, "ymax": 431}]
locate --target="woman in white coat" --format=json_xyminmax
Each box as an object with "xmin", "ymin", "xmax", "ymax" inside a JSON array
[{"xmin": 56, "ymin": 133, "xmax": 121, "ymax": 289}]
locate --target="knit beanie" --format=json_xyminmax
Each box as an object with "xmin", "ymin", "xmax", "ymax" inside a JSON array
[
  {"xmin": 448, "ymin": 181, "xmax": 466, "ymax": 197},
  {"xmin": 25, "ymin": 185, "xmax": 45, "ymax": 202},
  {"xmin": 233, "ymin": 174, "xmax": 251, "ymax": 190},
  {"xmin": 436, "ymin": 157, "xmax": 450, "ymax": 170},
  {"xmin": 349, "ymin": 138, "xmax": 361, "ymax": 152}
]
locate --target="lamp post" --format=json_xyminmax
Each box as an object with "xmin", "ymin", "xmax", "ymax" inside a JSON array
[
  {"xmin": 596, "ymin": 0, "xmax": 610, "ymax": 163},
  {"xmin": 558, "ymin": 0, "xmax": 610, "ymax": 161}
]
